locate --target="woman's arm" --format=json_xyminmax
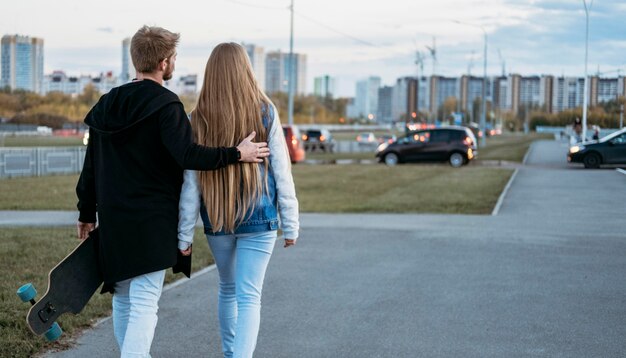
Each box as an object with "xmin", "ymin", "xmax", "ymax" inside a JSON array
[
  {"xmin": 267, "ymin": 106, "xmax": 300, "ymax": 242},
  {"xmin": 178, "ymin": 169, "xmax": 201, "ymax": 251}
]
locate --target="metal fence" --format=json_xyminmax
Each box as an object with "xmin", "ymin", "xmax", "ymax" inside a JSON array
[
  {"xmin": 0, "ymin": 147, "xmax": 86, "ymax": 179},
  {"xmin": 334, "ymin": 141, "xmax": 378, "ymax": 153}
]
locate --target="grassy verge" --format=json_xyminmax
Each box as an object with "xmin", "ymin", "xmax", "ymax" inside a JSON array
[
  {"xmin": 293, "ymin": 165, "xmax": 512, "ymax": 214},
  {"xmin": 1, "ymin": 136, "xmax": 83, "ymax": 147},
  {"xmin": 1, "ymin": 226, "xmax": 211, "ymax": 358},
  {"xmin": 0, "ymin": 175, "xmax": 80, "ymax": 210},
  {"xmin": 0, "ymin": 165, "xmax": 512, "ymax": 214},
  {"xmin": 305, "ymin": 151, "xmax": 375, "ymax": 162},
  {"xmin": 478, "ymin": 133, "xmax": 553, "ymax": 162}
]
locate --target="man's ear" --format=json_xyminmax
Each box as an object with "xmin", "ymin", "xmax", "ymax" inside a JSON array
[{"xmin": 159, "ymin": 59, "xmax": 167, "ymax": 72}]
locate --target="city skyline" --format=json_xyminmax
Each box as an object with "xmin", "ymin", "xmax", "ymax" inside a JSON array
[{"xmin": 1, "ymin": 0, "xmax": 625, "ymax": 97}]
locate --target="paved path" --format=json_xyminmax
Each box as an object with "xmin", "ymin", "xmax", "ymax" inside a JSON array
[{"xmin": 4, "ymin": 140, "xmax": 626, "ymax": 357}]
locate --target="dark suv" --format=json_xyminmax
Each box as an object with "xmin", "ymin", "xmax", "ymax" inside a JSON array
[
  {"xmin": 302, "ymin": 129, "xmax": 335, "ymax": 152},
  {"xmin": 376, "ymin": 127, "xmax": 477, "ymax": 167}
]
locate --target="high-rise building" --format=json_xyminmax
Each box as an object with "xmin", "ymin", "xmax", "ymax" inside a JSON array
[
  {"xmin": 345, "ymin": 97, "xmax": 359, "ymax": 119},
  {"xmin": 392, "ymin": 77, "xmax": 418, "ymax": 123},
  {"xmin": 244, "ymin": 44, "xmax": 265, "ymax": 90},
  {"xmin": 314, "ymin": 75, "xmax": 335, "ymax": 98},
  {"xmin": 265, "ymin": 50, "xmax": 307, "ymax": 95},
  {"xmin": 590, "ymin": 76, "xmax": 621, "ymax": 107},
  {"xmin": 121, "ymin": 37, "xmax": 135, "ymax": 82},
  {"xmin": 417, "ymin": 76, "xmax": 430, "ymax": 117},
  {"xmin": 429, "ymin": 76, "xmax": 459, "ymax": 114},
  {"xmin": 1, "ymin": 34, "xmax": 44, "ymax": 93},
  {"xmin": 355, "ymin": 76, "xmax": 381, "ymax": 120},
  {"xmin": 518, "ymin": 76, "xmax": 545, "ymax": 109},
  {"xmin": 460, "ymin": 75, "xmax": 485, "ymax": 114},
  {"xmin": 552, "ymin": 77, "xmax": 585, "ymax": 113},
  {"xmin": 377, "ymin": 86, "xmax": 394, "ymax": 123}
]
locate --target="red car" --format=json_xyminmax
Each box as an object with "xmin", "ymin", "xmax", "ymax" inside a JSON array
[{"xmin": 282, "ymin": 125, "xmax": 306, "ymax": 163}]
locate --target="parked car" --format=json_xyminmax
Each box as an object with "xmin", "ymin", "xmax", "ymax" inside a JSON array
[
  {"xmin": 376, "ymin": 126, "xmax": 478, "ymax": 167},
  {"xmin": 282, "ymin": 125, "xmax": 306, "ymax": 163},
  {"xmin": 567, "ymin": 128, "xmax": 626, "ymax": 168},
  {"xmin": 356, "ymin": 132, "xmax": 377, "ymax": 145},
  {"xmin": 377, "ymin": 134, "xmax": 397, "ymax": 144},
  {"xmin": 302, "ymin": 129, "xmax": 335, "ymax": 152}
]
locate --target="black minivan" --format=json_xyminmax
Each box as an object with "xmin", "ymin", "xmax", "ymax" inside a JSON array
[{"xmin": 376, "ymin": 127, "xmax": 478, "ymax": 167}]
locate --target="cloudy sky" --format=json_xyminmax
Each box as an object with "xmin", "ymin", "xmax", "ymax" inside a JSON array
[{"xmin": 2, "ymin": 0, "xmax": 624, "ymax": 96}]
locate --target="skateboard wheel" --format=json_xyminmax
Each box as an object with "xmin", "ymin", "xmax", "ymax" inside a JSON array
[
  {"xmin": 44, "ymin": 322, "xmax": 63, "ymax": 341},
  {"xmin": 17, "ymin": 283, "xmax": 36, "ymax": 302}
]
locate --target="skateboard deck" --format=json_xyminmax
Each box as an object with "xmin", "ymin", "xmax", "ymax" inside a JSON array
[{"xmin": 18, "ymin": 229, "xmax": 103, "ymax": 339}]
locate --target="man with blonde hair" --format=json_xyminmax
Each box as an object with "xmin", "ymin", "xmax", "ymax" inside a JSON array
[{"xmin": 75, "ymin": 25, "xmax": 268, "ymax": 357}]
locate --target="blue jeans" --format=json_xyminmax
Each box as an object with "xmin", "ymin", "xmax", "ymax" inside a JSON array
[
  {"xmin": 112, "ymin": 270, "xmax": 166, "ymax": 358},
  {"xmin": 207, "ymin": 231, "xmax": 277, "ymax": 358}
]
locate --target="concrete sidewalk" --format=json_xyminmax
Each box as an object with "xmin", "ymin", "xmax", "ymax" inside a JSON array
[{"xmin": 10, "ymin": 139, "xmax": 626, "ymax": 357}]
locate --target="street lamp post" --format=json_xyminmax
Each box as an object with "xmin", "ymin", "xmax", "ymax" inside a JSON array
[
  {"xmin": 480, "ymin": 30, "xmax": 487, "ymax": 148},
  {"xmin": 287, "ymin": 0, "xmax": 295, "ymax": 125},
  {"xmin": 582, "ymin": 0, "xmax": 593, "ymax": 142},
  {"xmin": 453, "ymin": 20, "xmax": 487, "ymax": 147}
]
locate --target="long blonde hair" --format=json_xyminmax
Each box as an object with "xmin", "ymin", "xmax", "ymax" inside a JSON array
[{"xmin": 191, "ymin": 42, "xmax": 273, "ymax": 233}]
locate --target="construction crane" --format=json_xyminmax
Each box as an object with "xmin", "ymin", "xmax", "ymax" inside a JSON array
[{"xmin": 425, "ymin": 37, "xmax": 437, "ymax": 76}]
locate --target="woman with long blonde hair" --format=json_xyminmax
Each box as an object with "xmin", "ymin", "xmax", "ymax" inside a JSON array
[{"xmin": 178, "ymin": 42, "xmax": 299, "ymax": 357}]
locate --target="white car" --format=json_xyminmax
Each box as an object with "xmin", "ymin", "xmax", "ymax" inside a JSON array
[{"xmin": 356, "ymin": 132, "xmax": 376, "ymax": 145}]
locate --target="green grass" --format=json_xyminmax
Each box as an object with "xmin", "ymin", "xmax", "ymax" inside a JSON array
[
  {"xmin": 0, "ymin": 175, "xmax": 80, "ymax": 210},
  {"xmin": 478, "ymin": 133, "xmax": 553, "ymax": 162},
  {"xmin": 1, "ymin": 226, "xmax": 212, "ymax": 358},
  {"xmin": 1, "ymin": 136, "xmax": 83, "ymax": 147},
  {"xmin": 306, "ymin": 151, "xmax": 375, "ymax": 162},
  {"xmin": 0, "ymin": 166, "xmax": 512, "ymax": 214},
  {"xmin": 293, "ymin": 165, "xmax": 512, "ymax": 214}
]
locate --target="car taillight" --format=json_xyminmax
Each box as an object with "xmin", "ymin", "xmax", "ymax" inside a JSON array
[
  {"xmin": 464, "ymin": 137, "xmax": 473, "ymax": 146},
  {"xmin": 291, "ymin": 136, "xmax": 298, "ymax": 146},
  {"xmin": 302, "ymin": 134, "xmax": 308, "ymax": 140},
  {"xmin": 320, "ymin": 135, "xmax": 326, "ymax": 141}
]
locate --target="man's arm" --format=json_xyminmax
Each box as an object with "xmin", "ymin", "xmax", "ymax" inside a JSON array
[
  {"xmin": 158, "ymin": 103, "xmax": 269, "ymax": 170},
  {"xmin": 76, "ymin": 130, "xmax": 97, "ymax": 240}
]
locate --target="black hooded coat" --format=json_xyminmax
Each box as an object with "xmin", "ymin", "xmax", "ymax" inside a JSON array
[{"xmin": 76, "ymin": 79, "xmax": 238, "ymax": 292}]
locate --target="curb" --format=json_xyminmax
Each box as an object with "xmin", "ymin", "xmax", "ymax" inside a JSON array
[{"xmin": 491, "ymin": 169, "xmax": 519, "ymax": 216}]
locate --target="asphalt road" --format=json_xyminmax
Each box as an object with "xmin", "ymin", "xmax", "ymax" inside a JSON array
[{"xmin": 8, "ymin": 139, "xmax": 626, "ymax": 357}]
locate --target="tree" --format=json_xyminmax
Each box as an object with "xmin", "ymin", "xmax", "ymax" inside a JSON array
[
  {"xmin": 78, "ymin": 84, "xmax": 100, "ymax": 107},
  {"xmin": 437, "ymin": 97, "xmax": 458, "ymax": 122}
]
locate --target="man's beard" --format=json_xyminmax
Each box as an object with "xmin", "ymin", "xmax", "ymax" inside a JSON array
[{"xmin": 163, "ymin": 63, "xmax": 174, "ymax": 81}]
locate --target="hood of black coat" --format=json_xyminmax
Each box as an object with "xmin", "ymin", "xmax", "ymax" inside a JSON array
[{"xmin": 85, "ymin": 79, "xmax": 181, "ymax": 135}]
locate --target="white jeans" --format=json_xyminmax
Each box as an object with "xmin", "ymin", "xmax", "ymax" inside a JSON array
[{"xmin": 112, "ymin": 270, "xmax": 166, "ymax": 358}]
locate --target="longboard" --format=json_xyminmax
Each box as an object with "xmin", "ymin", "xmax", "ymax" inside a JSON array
[{"xmin": 17, "ymin": 229, "xmax": 103, "ymax": 341}]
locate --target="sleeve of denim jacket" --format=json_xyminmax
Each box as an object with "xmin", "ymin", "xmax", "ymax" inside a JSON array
[
  {"xmin": 178, "ymin": 169, "xmax": 201, "ymax": 250},
  {"xmin": 268, "ymin": 106, "xmax": 300, "ymax": 240}
]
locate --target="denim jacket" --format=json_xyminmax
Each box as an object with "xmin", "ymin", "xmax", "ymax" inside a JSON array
[{"xmin": 178, "ymin": 104, "xmax": 299, "ymax": 249}]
